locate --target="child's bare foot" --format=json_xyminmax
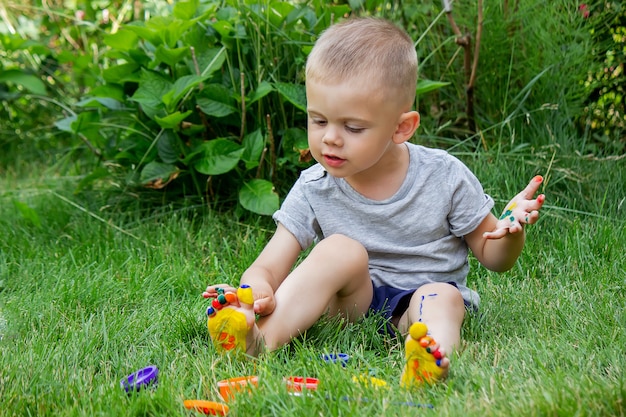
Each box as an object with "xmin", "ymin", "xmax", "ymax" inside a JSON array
[
  {"xmin": 400, "ymin": 322, "xmax": 449, "ymax": 387},
  {"xmin": 203, "ymin": 285, "xmax": 257, "ymax": 355}
]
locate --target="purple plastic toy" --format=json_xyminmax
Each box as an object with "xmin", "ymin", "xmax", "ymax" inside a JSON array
[{"xmin": 120, "ymin": 365, "xmax": 159, "ymax": 393}]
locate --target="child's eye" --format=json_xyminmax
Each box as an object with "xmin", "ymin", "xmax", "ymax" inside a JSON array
[
  {"xmin": 345, "ymin": 126, "xmax": 364, "ymax": 134},
  {"xmin": 311, "ymin": 118, "xmax": 327, "ymax": 126}
]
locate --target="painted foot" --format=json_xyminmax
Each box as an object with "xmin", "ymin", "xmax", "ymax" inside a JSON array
[
  {"xmin": 204, "ymin": 285, "xmax": 255, "ymax": 354},
  {"xmin": 400, "ymin": 322, "xmax": 449, "ymax": 387}
]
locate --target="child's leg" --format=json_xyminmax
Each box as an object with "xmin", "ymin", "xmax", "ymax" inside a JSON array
[
  {"xmin": 257, "ymin": 234, "xmax": 373, "ymax": 350},
  {"xmin": 397, "ymin": 283, "xmax": 466, "ymax": 386},
  {"xmin": 207, "ymin": 234, "xmax": 373, "ymax": 355}
]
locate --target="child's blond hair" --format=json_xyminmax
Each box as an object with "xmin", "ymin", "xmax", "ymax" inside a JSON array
[{"xmin": 305, "ymin": 17, "xmax": 418, "ymax": 109}]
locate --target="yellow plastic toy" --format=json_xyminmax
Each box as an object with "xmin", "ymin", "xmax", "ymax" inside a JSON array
[{"xmin": 401, "ymin": 322, "xmax": 444, "ymax": 387}]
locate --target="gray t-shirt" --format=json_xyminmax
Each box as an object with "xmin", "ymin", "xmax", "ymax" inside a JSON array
[{"xmin": 273, "ymin": 142, "xmax": 494, "ymax": 307}]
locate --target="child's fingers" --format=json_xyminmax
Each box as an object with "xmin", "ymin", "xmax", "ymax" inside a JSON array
[
  {"xmin": 520, "ymin": 175, "xmax": 543, "ymax": 199},
  {"xmin": 253, "ymin": 296, "xmax": 276, "ymax": 316},
  {"xmin": 523, "ymin": 210, "xmax": 541, "ymax": 225},
  {"xmin": 483, "ymin": 226, "xmax": 509, "ymax": 239},
  {"xmin": 517, "ymin": 195, "xmax": 544, "ymax": 222}
]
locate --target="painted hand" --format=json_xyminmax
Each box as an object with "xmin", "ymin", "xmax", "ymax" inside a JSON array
[{"xmin": 484, "ymin": 175, "xmax": 546, "ymax": 239}]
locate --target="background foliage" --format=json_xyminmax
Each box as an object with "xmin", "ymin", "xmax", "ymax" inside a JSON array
[
  {"xmin": 1, "ymin": 0, "xmax": 624, "ymax": 213},
  {"xmin": 579, "ymin": 1, "xmax": 626, "ymax": 153}
]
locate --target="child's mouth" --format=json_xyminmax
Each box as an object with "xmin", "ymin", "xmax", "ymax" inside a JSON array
[{"xmin": 323, "ymin": 154, "xmax": 345, "ymax": 167}]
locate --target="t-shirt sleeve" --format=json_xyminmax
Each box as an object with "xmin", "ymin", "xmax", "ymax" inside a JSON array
[
  {"xmin": 272, "ymin": 174, "xmax": 321, "ymax": 250},
  {"xmin": 447, "ymin": 157, "xmax": 494, "ymax": 237}
]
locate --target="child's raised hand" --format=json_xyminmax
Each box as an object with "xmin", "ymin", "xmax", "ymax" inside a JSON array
[{"xmin": 483, "ymin": 175, "xmax": 546, "ymax": 239}]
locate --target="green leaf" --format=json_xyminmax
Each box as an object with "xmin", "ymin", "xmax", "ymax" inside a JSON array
[
  {"xmin": 53, "ymin": 113, "xmax": 100, "ymax": 143},
  {"xmin": 212, "ymin": 20, "xmax": 235, "ymax": 39},
  {"xmin": 0, "ymin": 70, "xmax": 46, "ymax": 95},
  {"xmin": 173, "ymin": 0, "xmax": 198, "ymax": 19},
  {"xmin": 158, "ymin": 130, "xmax": 181, "ymax": 164},
  {"xmin": 125, "ymin": 20, "xmax": 163, "ymax": 47},
  {"xmin": 239, "ymin": 179, "xmax": 279, "ymax": 216},
  {"xmin": 76, "ymin": 97, "xmax": 123, "ymax": 110},
  {"xmin": 54, "ymin": 115, "xmax": 77, "ymax": 133},
  {"xmin": 161, "ymin": 19, "xmax": 196, "ymax": 48},
  {"xmin": 416, "ymin": 79, "xmax": 450, "ymax": 96},
  {"xmin": 155, "ymin": 110, "xmax": 192, "ymax": 129},
  {"xmin": 13, "ymin": 200, "xmax": 41, "ymax": 228},
  {"xmin": 196, "ymin": 97, "xmax": 236, "ymax": 117},
  {"xmin": 248, "ymin": 81, "xmax": 273, "ymax": 104},
  {"xmin": 130, "ymin": 69, "xmax": 172, "ymax": 119},
  {"xmin": 242, "ymin": 129, "xmax": 265, "ymax": 170},
  {"xmin": 274, "ymin": 82, "xmax": 306, "ymax": 112},
  {"xmin": 267, "ymin": 2, "xmax": 295, "ymax": 27},
  {"xmin": 153, "ymin": 45, "xmax": 190, "ymax": 68},
  {"xmin": 103, "ymin": 29, "xmax": 139, "ymax": 51},
  {"xmin": 102, "ymin": 62, "xmax": 139, "ymax": 84},
  {"xmin": 162, "ymin": 74, "xmax": 205, "ymax": 111},
  {"xmin": 283, "ymin": 127, "xmax": 308, "ymax": 151},
  {"xmin": 195, "ymin": 47, "xmax": 226, "ymax": 77},
  {"xmin": 140, "ymin": 161, "xmax": 179, "ymax": 184},
  {"xmin": 90, "ymin": 85, "xmax": 125, "ymax": 101},
  {"xmin": 191, "ymin": 139, "xmax": 244, "ymax": 175}
]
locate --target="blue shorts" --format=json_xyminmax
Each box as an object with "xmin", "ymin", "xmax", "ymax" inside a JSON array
[
  {"xmin": 367, "ymin": 281, "xmax": 467, "ymax": 335},
  {"xmin": 368, "ymin": 285, "xmax": 415, "ymax": 324}
]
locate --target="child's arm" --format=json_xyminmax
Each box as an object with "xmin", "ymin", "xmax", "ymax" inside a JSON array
[
  {"xmin": 204, "ymin": 223, "xmax": 302, "ymax": 316},
  {"xmin": 465, "ymin": 176, "xmax": 545, "ymax": 272},
  {"xmin": 240, "ymin": 223, "xmax": 303, "ymax": 316}
]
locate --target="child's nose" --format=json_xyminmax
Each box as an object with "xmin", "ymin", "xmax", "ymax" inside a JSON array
[{"xmin": 322, "ymin": 126, "xmax": 342, "ymax": 146}]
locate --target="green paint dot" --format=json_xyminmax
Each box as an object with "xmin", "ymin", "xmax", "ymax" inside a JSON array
[{"xmin": 500, "ymin": 209, "xmax": 513, "ymax": 220}]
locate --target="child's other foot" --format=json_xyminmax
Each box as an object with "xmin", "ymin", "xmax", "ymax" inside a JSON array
[
  {"xmin": 400, "ymin": 322, "xmax": 449, "ymax": 387},
  {"xmin": 204, "ymin": 285, "xmax": 256, "ymax": 355}
]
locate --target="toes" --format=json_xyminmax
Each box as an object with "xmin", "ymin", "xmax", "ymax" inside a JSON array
[
  {"xmin": 236, "ymin": 284, "xmax": 254, "ymax": 305},
  {"xmin": 402, "ymin": 322, "xmax": 448, "ymax": 386},
  {"xmin": 424, "ymin": 342, "xmax": 446, "ymax": 366},
  {"xmin": 206, "ymin": 286, "xmax": 253, "ymax": 317},
  {"xmin": 206, "ymin": 288, "xmax": 238, "ymax": 317}
]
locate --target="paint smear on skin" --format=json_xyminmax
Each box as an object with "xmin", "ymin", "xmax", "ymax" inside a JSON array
[
  {"xmin": 417, "ymin": 293, "xmax": 438, "ymax": 323},
  {"xmin": 499, "ymin": 202, "xmax": 518, "ymax": 220}
]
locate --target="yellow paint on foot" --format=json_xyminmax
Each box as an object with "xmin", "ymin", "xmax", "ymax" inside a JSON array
[
  {"xmin": 401, "ymin": 322, "xmax": 444, "ymax": 387},
  {"xmin": 236, "ymin": 286, "xmax": 254, "ymax": 305},
  {"xmin": 208, "ymin": 308, "xmax": 249, "ymax": 354}
]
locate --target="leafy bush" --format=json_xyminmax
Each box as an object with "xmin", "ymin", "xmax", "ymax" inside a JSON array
[
  {"xmin": 39, "ymin": 0, "xmax": 456, "ymax": 215},
  {"xmin": 54, "ymin": 0, "xmax": 363, "ymax": 215},
  {"xmin": 4, "ymin": 0, "xmax": 616, "ymax": 215},
  {"xmin": 579, "ymin": 1, "xmax": 626, "ymax": 154},
  {"xmin": 0, "ymin": 1, "xmax": 106, "ymax": 171}
]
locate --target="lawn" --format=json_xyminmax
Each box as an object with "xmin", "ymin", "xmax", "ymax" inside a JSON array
[{"xmin": 1, "ymin": 149, "xmax": 624, "ymax": 416}]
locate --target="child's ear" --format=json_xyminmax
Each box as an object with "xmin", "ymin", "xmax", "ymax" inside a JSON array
[{"xmin": 393, "ymin": 111, "xmax": 420, "ymax": 143}]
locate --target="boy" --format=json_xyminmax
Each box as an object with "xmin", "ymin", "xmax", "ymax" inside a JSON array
[{"xmin": 202, "ymin": 17, "xmax": 545, "ymax": 386}]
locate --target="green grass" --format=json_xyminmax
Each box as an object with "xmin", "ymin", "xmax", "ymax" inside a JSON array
[{"xmin": 1, "ymin": 148, "xmax": 624, "ymax": 416}]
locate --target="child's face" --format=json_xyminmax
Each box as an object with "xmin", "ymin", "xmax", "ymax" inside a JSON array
[{"xmin": 306, "ymin": 78, "xmax": 407, "ymax": 180}]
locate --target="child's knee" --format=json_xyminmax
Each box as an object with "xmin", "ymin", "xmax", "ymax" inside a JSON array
[
  {"xmin": 315, "ymin": 234, "xmax": 368, "ymax": 265},
  {"xmin": 415, "ymin": 282, "xmax": 464, "ymax": 307}
]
